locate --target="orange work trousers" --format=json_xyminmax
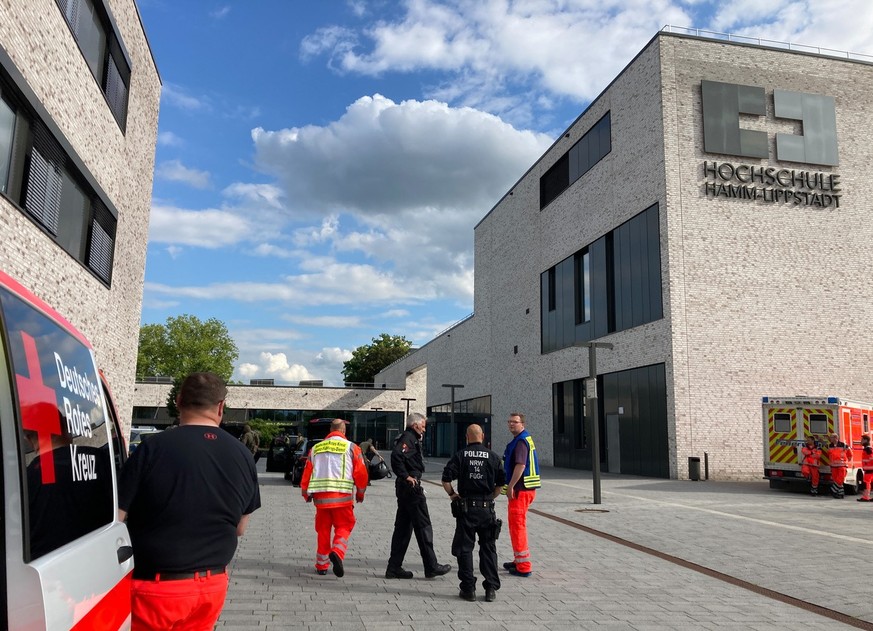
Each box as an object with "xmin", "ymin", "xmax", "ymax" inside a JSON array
[
  {"xmin": 801, "ymin": 464, "xmax": 819, "ymax": 489},
  {"xmin": 314, "ymin": 504, "xmax": 355, "ymax": 570},
  {"xmin": 131, "ymin": 572, "xmax": 229, "ymax": 631},
  {"xmin": 507, "ymin": 489, "xmax": 536, "ymax": 573}
]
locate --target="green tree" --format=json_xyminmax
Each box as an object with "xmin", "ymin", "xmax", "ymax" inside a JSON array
[
  {"xmin": 342, "ymin": 333, "xmax": 412, "ymax": 385},
  {"xmin": 136, "ymin": 315, "xmax": 239, "ymax": 416}
]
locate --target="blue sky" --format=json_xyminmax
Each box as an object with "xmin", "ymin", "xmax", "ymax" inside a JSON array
[{"xmin": 136, "ymin": 0, "xmax": 873, "ymax": 386}]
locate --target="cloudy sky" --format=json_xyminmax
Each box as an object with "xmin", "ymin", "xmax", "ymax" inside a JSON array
[{"xmin": 137, "ymin": 0, "xmax": 873, "ymax": 386}]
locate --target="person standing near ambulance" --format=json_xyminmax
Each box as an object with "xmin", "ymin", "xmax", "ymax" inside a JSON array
[
  {"xmin": 300, "ymin": 418, "xmax": 369, "ymax": 576},
  {"xmin": 118, "ymin": 372, "xmax": 260, "ymax": 630},
  {"xmin": 503, "ymin": 413, "xmax": 540, "ymax": 577},
  {"xmin": 858, "ymin": 434, "xmax": 873, "ymax": 502},
  {"xmin": 801, "ymin": 435, "xmax": 822, "ymax": 496},
  {"xmin": 825, "ymin": 432, "xmax": 852, "ymax": 499}
]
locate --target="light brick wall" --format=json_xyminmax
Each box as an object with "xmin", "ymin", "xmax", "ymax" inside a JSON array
[
  {"xmin": 379, "ymin": 34, "xmax": 873, "ymax": 481},
  {"xmin": 0, "ymin": 0, "xmax": 161, "ymax": 433}
]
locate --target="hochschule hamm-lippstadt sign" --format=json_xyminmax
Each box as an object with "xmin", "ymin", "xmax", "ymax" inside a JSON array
[{"xmin": 700, "ymin": 79, "xmax": 841, "ymax": 209}]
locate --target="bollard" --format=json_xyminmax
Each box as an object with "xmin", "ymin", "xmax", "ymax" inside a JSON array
[{"xmin": 688, "ymin": 456, "xmax": 701, "ymax": 481}]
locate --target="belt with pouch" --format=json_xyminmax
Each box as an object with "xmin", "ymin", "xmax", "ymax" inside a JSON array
[
  {"xmin": 462, "ymin": 498, "xmax": 494, "ymax": 509},
  {"xmin": 133, "ymin": 566, "xmax": 227, "ymax": 581}
]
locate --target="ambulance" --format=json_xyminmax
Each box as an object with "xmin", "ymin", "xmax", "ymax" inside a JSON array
[
  {"xmin": 0, "ymin": 270, "xmax": 133, "ymax": 629},
  {"xmin": 762, "ymin": 396, "xmax": 873, "ymax": 493}
]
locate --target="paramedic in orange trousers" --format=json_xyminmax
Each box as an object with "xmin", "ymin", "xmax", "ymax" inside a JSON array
[
  {"xmin": 825, "ymin": 432, "xmax": 852, "ymax": 499},
  {"xmin": 301, "ymin": 419, "xmax": 369, "ymax": 576},
  {"xmin": 858, "ymin": 434, "xmax": 873, "ymax": 502},
  {"xmin": 801, "ymin": 435, "xmax": 822, "ymax": 496},
  {"xmin": 502, "ymin": 413, "xmax": 540, "ymax": 577}
]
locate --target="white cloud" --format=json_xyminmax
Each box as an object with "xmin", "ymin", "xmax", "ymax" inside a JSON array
[
  {"xmin": 381, "ymin": 309, "xmax": 411, "ymax": 318},
  {"xmin": 155, "ymin": 159, "xmax": 211, "ymax": 188},
  {"xmin": 316, "ymin": 347, "xmax": 353, "ymax": 364},
  {"xmin": 148, "ymin": 204, "xmax": 253, "ymax": 247},
  {"xmin": 283, "ymin": 314, "xmax": 366, "ymax": 328},
  {"xmin": 222, "ymin": 182, "xmax": 285, "ymax": 209},
  {"xmin": 161, "ymin": 83, "xmax": 208, "ymax": 111},
  {"xmin": 157, "ymin": 131, "xmax": 183, "ymax": 147},
  {"xmin": 210, "ymin": 5, "xmax": 231, "ymax": 19},
  {"xmin": 252, "ymin": 94, "xmax": 551, "ymax": 217}
]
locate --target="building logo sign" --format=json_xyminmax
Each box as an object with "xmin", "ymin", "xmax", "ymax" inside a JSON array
[{"xmin": 700, "ymin": 80, "xmax": 841, "ymax": 208}]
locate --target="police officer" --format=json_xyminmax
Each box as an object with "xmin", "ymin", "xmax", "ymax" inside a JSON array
[
  {"xmin": 442, "ymin": 424, "xmax": 505, "ymax": 602},
  {"xmin": 385, "ymin": 413, "xmax": 451, "ymax": 579}
]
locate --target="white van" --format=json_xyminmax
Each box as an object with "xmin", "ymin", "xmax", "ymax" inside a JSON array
[{"xmin": 0, "ymin": 270, "xmax": 132, "ymax": 629}]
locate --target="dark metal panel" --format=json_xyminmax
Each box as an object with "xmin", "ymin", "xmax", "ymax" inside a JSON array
[
  {"xmin": 540, "ymin": 272, "xmax": 552, "ymax": 353},
  {"xmin": 629, "ymin": 212, "xmax": 644, "ymax": 329},
  {"xmin": 560, "ymin": 258, "xmax": 575, "ymax": 349},
  {"xmin": 590, "ymin": 237, "xmax": 609, "ymax": 338},
  {"xmin": 647, "ymin": 205, "xmax": 664, "ymax": 321}
]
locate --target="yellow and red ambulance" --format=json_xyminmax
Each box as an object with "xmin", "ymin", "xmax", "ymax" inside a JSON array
[
  {"xmin": 763, "ymin": 396, "xmax": 873, "ymax": 493},
  {"xmin": 0, "ymin": 269, "xmax": 133, "ymax": 629}
]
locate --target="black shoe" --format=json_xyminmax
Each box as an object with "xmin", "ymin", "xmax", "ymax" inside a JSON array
[
  {"xmin": 425, "ymin": 563, "xmax": 451, "ymax": 578},
  {"xmin": 316, "ymin": 569, "xmax": 328, "ymax": 575},
  {"xmin": 329, "ymin": 551, "xmax": 344, "ymax": 577},
  {"xmin": 485, "ymin": 588, "xmax": 496, "ymax": 602},
  {"xmin": 502, "ymin": 561, "xmax": 516, "ymax": 571},
  {"xmin": 385, "ymin": 566, "xmax": 414, "ymax": 579},
  {"xmin": 458, "ymin": 590, "xmax": 476, "ymax": 602},
  {"xmin": 508, "ymin": 567, "xmax": 532, "ymax": 577}
]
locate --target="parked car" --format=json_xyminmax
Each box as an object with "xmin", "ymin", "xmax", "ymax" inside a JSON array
[
  {"xmin": 265, "ymin": 435, "xmax": 299, "ymax": 473},
  {"xmin": 287, "ymin": 438, "xmax": 322, "ymax": 486},
  {"xmin": 128, "ymin": 426, "xmax": 161, "ymax": 455}
]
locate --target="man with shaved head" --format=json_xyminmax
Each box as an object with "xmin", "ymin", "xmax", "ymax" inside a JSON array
[{"xmin": 442, "ymin": 423, "xmax": 505, "ymax": 602}]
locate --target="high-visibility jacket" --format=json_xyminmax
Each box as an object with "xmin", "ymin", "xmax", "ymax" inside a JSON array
[
  {"xmin": 801, "ymin": 445, "xmax": 821, "ymax": 467},
  {"xmin": 504, "ymin": 429, "xmax": 541, "ymax": 489},
  {"xmin": 302, "ymin": 431, "xmax": 368, "ymax": 507},
  {"xmin": 827, "ymin": 442, "xmax": 851, "ymax": 468},
  {"xmin": 861, "ymin": 446, "xmax": 873, "ymax": 472}
]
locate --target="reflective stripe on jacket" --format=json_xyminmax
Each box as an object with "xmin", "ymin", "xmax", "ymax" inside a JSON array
[
  {"xmin": 504, "ymin": 430, "xmax": 541, "ymax": 489},
  {"xmin": 302, "ymin": 432, "xmax": 368, "ymax": 507}
]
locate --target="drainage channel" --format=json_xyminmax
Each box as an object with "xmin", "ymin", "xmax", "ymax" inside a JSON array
[{"xmin": 529, "ymin": 507, "xmax": 873, "ymax": 630}]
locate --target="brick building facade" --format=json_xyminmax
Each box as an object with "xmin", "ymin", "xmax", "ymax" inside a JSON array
[{"xmin": 376, "ymin": 30, "xmax": 873, "ymax": 480}]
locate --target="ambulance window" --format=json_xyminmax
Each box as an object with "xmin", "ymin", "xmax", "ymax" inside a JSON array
[
  {"xmin": 864, "ymin": 414, "xmax": 869, "ymax": 434},
  {"xmin": 773, "ymin": 413, "xmax": 791, "ymax": 433},
  {"xmin": 809, "ymin": 414, "xmax": 828, "ymax": 435},
  {"xmin": 0, "ymin": 286, "xmax": 114, "ymax": 561}
]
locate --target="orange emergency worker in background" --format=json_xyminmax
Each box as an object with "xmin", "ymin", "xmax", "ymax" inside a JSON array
[
  {"xmin": 301, "ymin": 419, "xmax": 368, "ymax": 576},
  {"xmin": 801, "ymin": 436, "xmax": 821, "ymax": 496},
  {"xmin": 858, "ymin": 434, "xmax": 873, "ymax": 502},
  {"xmin": 825, "ymin": 432, "xmax": 852, "ymax": 499}
]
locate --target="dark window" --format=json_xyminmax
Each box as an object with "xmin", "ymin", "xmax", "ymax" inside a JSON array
[
  {"xmin": 540, "ymin": 112, "xmax": 611, "ymax": 209},
  {"xmin": 0, "ymin": 96, "xmax": 15, "ymax": 192},
  {"xmin": 574, "ymin": 250, "xmax": 591, "ymax": 324},
  {"xmin": 1, "ymin": 69, "xmax": 117, "ymax": 285},
  {"xmin": 548, "ymin": 267, "xmax": 556, "ymax": 311},
  {"xmin": 0, "ymin": 286, "xmax": 115, "ymax": 561},
  {"xmin": 56, "ymin": 0, "xmax": 130, "ymax": 130}
]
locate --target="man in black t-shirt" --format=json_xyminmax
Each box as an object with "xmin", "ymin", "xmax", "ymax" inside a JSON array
[
  {"xmin": 119, "ymin": 372, "xmax": 260, "ymax": 630},
  {"xmin": 442, "ymin": 424, "xmax": 505, "ymax": 602}
]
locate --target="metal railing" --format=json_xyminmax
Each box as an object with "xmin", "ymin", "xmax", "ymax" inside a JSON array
[{"xmin": 662, "ymin": 25, "xmax": 873, "ymax": 64}]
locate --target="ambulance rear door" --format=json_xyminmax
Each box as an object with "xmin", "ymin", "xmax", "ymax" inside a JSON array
[{"xmin": 0, "ymin": 281, "xmax": 133, "ymax": 630}]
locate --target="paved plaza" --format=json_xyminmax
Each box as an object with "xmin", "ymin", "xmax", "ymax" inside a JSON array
[{"xmin": 218, "ymin": 456, "xmax": 873, "ymax": 630}]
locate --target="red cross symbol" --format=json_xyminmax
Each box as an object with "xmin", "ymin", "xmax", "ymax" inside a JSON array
[{"xmin": 16, "ymin": 332, "xmax": 62, "ymax": 484}]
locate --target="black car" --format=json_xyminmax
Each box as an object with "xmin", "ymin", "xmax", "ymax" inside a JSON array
[
  {"xmin": 287, "ymin": 438, "xmax": 322, "ymax": 486},
  {"xmin": 265, "ymin": 435, "xmax": 299, "ymax": 473}
]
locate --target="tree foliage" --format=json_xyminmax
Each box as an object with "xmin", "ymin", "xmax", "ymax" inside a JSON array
[
  {"xmin": 342, "ymin": 333, "xmax": 412, "ymax": 385},
  {"xmin": 136, "ymin": 315, "xmax": 239, "ymax": 416}
]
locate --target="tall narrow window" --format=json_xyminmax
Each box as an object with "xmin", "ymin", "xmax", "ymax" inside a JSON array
[
  {"xmin": 0, "ymin": 97, "xmax": 15, "ymax": 193},
  {"xmin": 575, "ymin": 250, "xmax": 591, "ymax": 324},
  {"xmin": 548, "ymin": 268, "xmax": 556, "ymax": 311}
]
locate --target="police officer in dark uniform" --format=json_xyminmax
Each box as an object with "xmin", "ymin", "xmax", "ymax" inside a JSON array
[
  {"xmin": 442, "ymin": 423, "xmax": 505, "ymax": 602},
  {"xmin": 385, "ymin": 413, "xmax": 451, "ymax": 579}
]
